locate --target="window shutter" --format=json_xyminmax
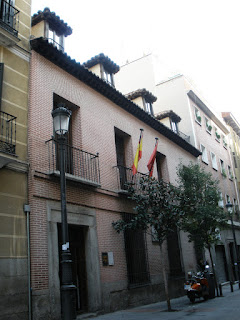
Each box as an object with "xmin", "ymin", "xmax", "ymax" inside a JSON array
[{"xmin": 0, "ymin": 63, "xmax": 4, "ymax": 109}]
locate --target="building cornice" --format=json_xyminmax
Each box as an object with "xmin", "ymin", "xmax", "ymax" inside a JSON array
[{"xmin": 30, "ymin": 37, "xmax": 201, "ymax": 158}]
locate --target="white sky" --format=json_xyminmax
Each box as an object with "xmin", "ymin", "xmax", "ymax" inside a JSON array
[{"xmin": 31, "ymin": 0, "xmax": 240, "ymax": 123}]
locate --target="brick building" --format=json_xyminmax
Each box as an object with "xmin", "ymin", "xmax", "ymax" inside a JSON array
[
  {"xmin": 115, "ymin": 56, "xmax": 240, "ymax": 284},
  {"xmin": 0, "ymin": 0, "xmax": 31, "ymax": 318},
  {"xmin": 28, "ymin": 9, "xmax": 201, "ymax": 319}
]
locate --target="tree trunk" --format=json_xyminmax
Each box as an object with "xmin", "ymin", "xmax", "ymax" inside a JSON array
[
  {"xmin": 160, "ymin": 243, "xmax": 172, "ymax": 311},
  {"xmin": 208, "ymin": 243, "xmax": 219, "ymax": 297}
]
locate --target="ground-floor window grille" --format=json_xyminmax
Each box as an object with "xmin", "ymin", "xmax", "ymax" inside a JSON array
[{"xmin": 123, "ymin": 213, "xmax": 150, "ymax": 287}]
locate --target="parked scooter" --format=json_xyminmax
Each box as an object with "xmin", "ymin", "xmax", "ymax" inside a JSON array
[{"xmin": 184, "ymin": 266, "xmax": 210, "ymax": 303}]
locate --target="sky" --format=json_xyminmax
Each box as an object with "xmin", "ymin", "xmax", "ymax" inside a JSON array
[{"xmin": 31, "ymin": 0, "xmax": 240, "ymax": 123}]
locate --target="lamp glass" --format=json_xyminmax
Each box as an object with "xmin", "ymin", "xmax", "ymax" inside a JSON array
[{"xmin": 52, "ymin": 107, "xmax": 71, "ymax": 135}]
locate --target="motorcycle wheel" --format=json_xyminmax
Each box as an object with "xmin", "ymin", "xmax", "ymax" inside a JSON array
[
  {"xmin": 188, "ymin": 293, "xmax": 195, "ymax": 303},
  {"xmin": 203, "ymin": 295, "xmax": 209, "ymax": 301}
]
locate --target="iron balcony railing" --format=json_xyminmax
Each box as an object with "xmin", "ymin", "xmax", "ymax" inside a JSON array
[
  {"xmin": 0, "ymin": 110, "xmax": 16, "ymax": 155},
  {"xmin": 47, "ymin": 38, "xmax": 64, "ymax": 51},
  {"xmin": 0, "ymin": 0, "xmax": 19, "ymax": 37},
  {"xmin": 114, "ymin": 165, "xmax": 148, "ymax": 192},
  {"xmin": 46, "ymin": 138, "xmax": 100, "ymax": 187},
  {"xmin": 178, "ymin": 130, "xmax": 191, "ymax": 144}
]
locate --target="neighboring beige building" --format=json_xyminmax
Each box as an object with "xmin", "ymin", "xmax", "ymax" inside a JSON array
[
  {"xmin": 222, "ymin": 112, "xmax": 240, "ymax": 204},
  {"xmin": 0, "ymin": 0, "xmax": 31, "ymax": 318},
  {"xmin": 115, "ymin": 54, "xmax": 240, "ymax": 284}
]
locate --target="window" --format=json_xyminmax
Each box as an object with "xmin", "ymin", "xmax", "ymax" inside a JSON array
[
  {"xmin": 223, "ymin": 136, "xmax": 227, "ymax": 148},
  {"xmin": 215, "ymin": 128, "xmax": 221, "ymax": 141},
  {"xmin": 47, "ymin": 28, "xmax": 64, "ymax": 51},
  {"xmin": 218, "ymin": 192, "xmax": 224, "ymax": 208},
  {"xmin": 195, "ymin": 107, "xmax": 201, "ymax": 124},
  {"xmin": 143, "ymin": 98, "xmax": 153, "ymax": 115},
  {"xmin": 123, "ymin": 213, "xmax": 150, "ymax": 286},
  {"xmin": 233, "ymin": 152, "xmax": 238, "ymax": 168},
  {"xmin": 167, "ymin": 226, "xmax": 183, "ymax": 276},
  {"xmin": 156, "ymin": 152, "xmax": 169, "ymax": 181},
  {"xmin": 234, "ymin": 198, "xmax": 239, "ymax": 213},
  {"xmin": 220, "ymin": 159, "xmax": 226, "ymax": 177},
  {"xmin": 205, "ymin": 117, "xmax": 212, "ymax": 133},
  {"xmin": 210, "ymin": 152, "xmax": 218, "ymax": 170},
  {"xmin": 200, "ymin": 144, "xmax": 208, "ymax": 164},
  {"xmin": 228, "ymin": 165, "xmax": 234, "ymax": 180},
  {"xmin": 102, "ymin": 65, "xmax": 114, "ymax": 87},
  {"xmin": 226, "ymin": 194, "xmax": 231, "ymax": 205},
  {"xmin": 170, "ymin": 119, "xmax": 178, "ymax": 134}
]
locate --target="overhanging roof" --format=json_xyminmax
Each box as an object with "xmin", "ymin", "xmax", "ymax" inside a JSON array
[
  {"xmin": 155, "ymin": 110, "xmax": 181, "ymax": 123},
  {"xmin": 30, "ymin": 37, "xmax": 201, "ymax": 158},
  {"xmin": 126, "ymin": 89, "xmax": 157, "ymax": 103},
  {"xmin": 83, "ymin": 53, "xmax": 120, "ymax": 74},
  {"xmin": 32, "ymin": 8, "xmax": 72, "ymax": 37},
  {"xmin": 222, "ymin": 112, "xmax": 240, "ymax": 137}
]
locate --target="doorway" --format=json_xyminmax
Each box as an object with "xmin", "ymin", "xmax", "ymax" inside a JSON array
[{"xmin": 58, "ymin": 224, "xmax": 88, "ymax": 313}]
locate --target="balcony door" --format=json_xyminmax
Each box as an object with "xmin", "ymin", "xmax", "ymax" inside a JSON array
[{"xmin": 115, "ymin": 131, "xmax": 127, "ymax": 189}]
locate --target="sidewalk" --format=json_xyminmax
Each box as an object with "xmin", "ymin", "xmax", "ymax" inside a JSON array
[{"xmin": 78, "ymin": 282, "xmax": 240, "ymax": 320}]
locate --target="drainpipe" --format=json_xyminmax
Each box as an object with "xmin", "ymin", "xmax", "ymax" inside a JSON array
[{"xmin": 24, "ymin": 204, "xmax": 32, "ymax": 320}]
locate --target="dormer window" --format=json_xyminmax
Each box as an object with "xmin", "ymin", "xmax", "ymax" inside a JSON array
[
  {"xmin": 48, "ymin": 28, "xmax": 63, "ymax": 51},
  {"xmin": 143, "ymin": 98, "xmax": 153, "ymax": 115},
  {"xmin": 102, "ymin": 65, "xmax": 114, "ymax": 87},
  {"xmin": 170, "ymin": 119, "xmax": 178, "ymax": 134}
]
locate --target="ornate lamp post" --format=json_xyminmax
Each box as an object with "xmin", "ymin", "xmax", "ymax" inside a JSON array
[
  {"xmin": 52, "ymin": 104, "xmax": 75, "ymax": 319},
  {"xmin": 226, "ymin": 202, "xmax": 240, "ymax": 284}
]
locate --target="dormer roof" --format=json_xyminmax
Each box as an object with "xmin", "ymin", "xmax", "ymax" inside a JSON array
[
  {"xmin": 31, "ymin": 7, "xmax": 72, "ymax": 37},
  {"xmin": 126, "ymin": 89, "xmax": 157, "ymax": 103},
  {"xmin": 155, "ymin": 110, "xmax": 181, "ymax": 123},
  {"xmin": 83, "ymin": 53, "xmax": 120, "ymax": 74}
]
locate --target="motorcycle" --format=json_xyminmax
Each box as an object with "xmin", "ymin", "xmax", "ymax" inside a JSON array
[{"xmin": 184, "ymin": 267, "xmax": 210, "ymax": 303}]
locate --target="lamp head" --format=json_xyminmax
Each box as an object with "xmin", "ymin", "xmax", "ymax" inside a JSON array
[{"xmin": 52, "ymin": 104, "xmax": 71, "ymax": 136}]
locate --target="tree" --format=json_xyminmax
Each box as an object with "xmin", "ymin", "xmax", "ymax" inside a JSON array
[
  {"xmin": 112, "ymin": 177, "xmax": 181, "ymax": 311},
  {"xmin": 176, "ymin": 162, "xmax": 228, "ymax": 294}
]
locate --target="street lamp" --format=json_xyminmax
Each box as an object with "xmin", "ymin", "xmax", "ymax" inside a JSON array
[
  {"xmin": 52, "ymin": 104, "xmax": 75, "ymax": 320},
  {"xmin": 226, "ymin": 202, "xmax": 240, "ymax": 285}
]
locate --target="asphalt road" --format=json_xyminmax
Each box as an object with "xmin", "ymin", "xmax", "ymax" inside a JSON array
[{"xmin": 80, "ymin": 283, "xmax": 240, "ymax": 320}]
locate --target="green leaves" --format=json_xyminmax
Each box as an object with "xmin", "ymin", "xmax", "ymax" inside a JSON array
[{"xmin": 176, "ymin": 162, "xmax": 227, "ymax": 249}]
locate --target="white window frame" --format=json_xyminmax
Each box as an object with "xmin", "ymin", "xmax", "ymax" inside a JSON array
[
  {"xmin": 210, "ymin": 152, "xmax": 218, "ymax": 170},
  {"xmin": 215, "ymin": 128, "xmax": 221, "ymax": 142},
  {"xmin": 205, "ymin": 117, "xmax": 212, "ymax": 134},
  {"xmin": 200, "ymin": 144, "xmax": 208, "ymax": 164},
  {"xmin": 228, "ymin": 165, "xmax": 233, "ymax": 180},
  {"xmin": 225, "ymin": 194, "xmax": 231, "ymax": 205},
  {"xmin": 218, "ymin": 192, "xmax": 224, "ymax": 208},
  {"xmin": 194, "ymin": 107, "xmax": 201, "ymax": 124},
  {"xmin": 220, "ymin": 159, "xmax": 226, "ymax": 177}
]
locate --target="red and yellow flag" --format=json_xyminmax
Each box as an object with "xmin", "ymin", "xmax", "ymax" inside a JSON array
[
  {"xmin": 132, "ymin": 129, "xmax": 143, "ymax": 175},
  {"xmin": 147, "ymin": 138, "xmax": 158, "ymax": 177}
]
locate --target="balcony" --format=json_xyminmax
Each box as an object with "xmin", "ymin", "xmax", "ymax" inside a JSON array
[
  {"xmin": 0, "ymin": 110, "xmax": 17, "ymax": 168},
  {"xmin": 46, "ymin": 138, "xmax": 101, "ymax": 187},
  {"xmin": 0, "ymin": 0, "xmax": 20, "ymax": 46},
  {"xmin": 177, "ymin": 130, "xmax": 191, "ymax": 144},
  {"xmin": 114, "ymin": 165, "xmax": 148, "ymax": 193}
]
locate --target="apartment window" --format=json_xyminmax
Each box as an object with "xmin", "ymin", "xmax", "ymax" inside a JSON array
[
  {"xmin": 200, "ymin": 144, "xmax": 208, "ymax": 164},
  {"xmin": 234, "ymin": 198, "xmax": 239, "ymax": 213},
  {"xmin": 223, "ymin": 136, "xmax": 228, "ymax": 148},
  {"xmin": 220, "ymin": 159, "xmax": 226, "ymax": 177},
  {"xmin": 226, "ymin": 194, "xmax": 231, "ymax": 205},
  {"xmin": 228, "ymin": 165, "xmax": 234, "ymax": 180},
  {"xmin": 143, "ymin": 98, "xmax": 153, "ymax": 115},
  {"xmin": 233, "ymin": 152, "xmax": 238, "ymax": 168},
  {"xmin": 215, "ymin": 128, "xmax": 221, "ymax": 142},
  {"xmin": 205, "ymin": 117, "xmax": 212, "ymax": 133},
  {"xmin": 195, "ymin": 107, "xmax": 201, "ymax": 124},
  {"xmin": 123, "ymin": 213, "xmax": 150, "ymax": 286},
  {"xmin": 218, "ymin": 192, "xmax": 224, "ymax": 208},
  {"xmin": 156, "ymin": 152, "xmax": 169, "ymax": 181},
  {"xmin": 210, "ymin": 152, "xmax": 218, "ymax": 170},
  {"xmin": 170, "ymin": 119, "xmax": 178, "ymax": 134}
]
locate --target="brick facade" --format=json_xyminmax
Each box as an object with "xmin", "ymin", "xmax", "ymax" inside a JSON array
[{"xmin": 28, "ymin": 50, "xmax": 199, "ymax": 319}]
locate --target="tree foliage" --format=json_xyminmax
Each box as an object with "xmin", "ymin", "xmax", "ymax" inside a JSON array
[
  {"xmin": 176, "ymin": 162, "xmax": 227, "ymax": 250},
  {"xmin": 112, "ymin": 176, "xmax": 181, "ymax": 245}
]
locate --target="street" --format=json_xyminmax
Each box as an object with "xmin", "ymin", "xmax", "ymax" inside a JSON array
[{"xmin": 79, "ymin": 283, "xmax": 240, "ymax": 320}]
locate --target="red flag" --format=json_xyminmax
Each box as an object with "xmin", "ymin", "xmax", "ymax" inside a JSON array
[
  {"xmin": 132, "ymin": 130, "xmax": 143, "ymax": 175},
  {"xmin": 147, "ymin": 139, "xmax": 158, "ymax": 177}
]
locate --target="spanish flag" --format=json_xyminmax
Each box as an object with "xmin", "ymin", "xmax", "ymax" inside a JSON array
[
  {"xmin": 132, "ymin": 129, "xmax": 143, "ymax": 175},
  {"xmin": 147, "ymin": 138, "xmax": 158, "ymax": 177}
]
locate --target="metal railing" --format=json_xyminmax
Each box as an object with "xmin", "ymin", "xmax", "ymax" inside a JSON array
[
  {"xmin": 114, "ymin": 165, "xmax": 148, "ymax": 192},
  {"xmin": 0, "ymin": 0, "xmax": 19, "ymax": 37},
  {"xmin": 0, "ymin": 110, "xmax": 16, "ymax": 155},
  {"xmin": 46, "ymin": 138, "xmax": 100, "ymax": 186},
  {"xmin": 47, "ymin": 38, "xmax": 64, "ymax": 51}
]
